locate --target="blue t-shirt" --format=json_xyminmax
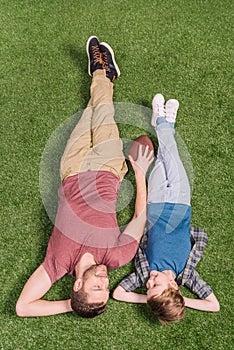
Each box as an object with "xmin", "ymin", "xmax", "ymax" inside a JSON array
[{"xmin": 145, "ymin": 202, "xmax": 192, "ymax": 276}]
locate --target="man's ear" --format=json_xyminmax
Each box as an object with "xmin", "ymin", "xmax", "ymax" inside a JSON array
[
  {"xmin": 73, "ymin": 278, "xmax": 83, "ymax": 292},
  {"xmin": 170, "ymin": 280, "xmax": 179, "ymax": 290}
]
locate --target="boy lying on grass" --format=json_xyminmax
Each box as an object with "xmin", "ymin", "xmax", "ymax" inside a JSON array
[{"xmin": 113, "ymin": 94, "xmax": 220, "ymax": 324}]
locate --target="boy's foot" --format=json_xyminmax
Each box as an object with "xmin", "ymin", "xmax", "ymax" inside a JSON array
[
  {"xmin": 99, "ymin": 42, "xmax": 120, "ymax": 81},
  {"xmin": 86, "ymin": 36, "xmax": 103, "ymax": 76},
  {"xmin": 151, "ymin": 94, "xmax": 165, "ymax": 127},
  {"xmin": 165, "ymin": 99, "xmax": 179, "ymax": 124}
]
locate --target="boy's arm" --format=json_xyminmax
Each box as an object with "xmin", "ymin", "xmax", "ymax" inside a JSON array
[
  {"xmin": 181, "ymin": 268, "xmax": 219, "ymax": 312},
  {"xmin": 122, "ymin": 145, "xmax": 154, "ymax": 242},
  {"xmin": 183, "ymin": 292, "xmax": 220, "ymax": 312},
  {"xmin": 113, "ymin": 285, "xmax": 147, "ymax": 303},
  {"xmin": 16, "ymin": 264, "xmax": 72, "ymax": 317}
]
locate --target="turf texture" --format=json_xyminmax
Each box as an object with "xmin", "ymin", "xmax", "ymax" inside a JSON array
[{"xmin": 0, "ymin": 0, "xmax": 233, "ymax": 349}]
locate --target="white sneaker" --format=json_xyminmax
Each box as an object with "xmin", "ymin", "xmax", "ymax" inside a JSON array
[
  {"xmin": 151, "ymin": 93, "xmax": 165, "ymax": 127},
  {"xmin": 165, "ymin": 99, "xmax": 179, "ymax": 123}
]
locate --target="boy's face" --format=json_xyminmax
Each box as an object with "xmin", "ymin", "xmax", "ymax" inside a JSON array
[{"xmin": 146, "ymin": 270, "xmax": 178, "ymax": 300}]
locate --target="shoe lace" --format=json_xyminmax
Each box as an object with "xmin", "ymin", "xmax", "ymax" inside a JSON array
[
  {"xmin": 101, "ymin": 52, "xmax": 110, "ymax": 72},
  {"xmin": 101, "ymin": 51, "xmax": 116, "ymax": 81},
  {"xmin": 92, "ymin": 45, "xmax": 102, "ymax": 64},
  {"xmin": 154, "ymin": 104, "xmax": 165, "ymax": 116}
]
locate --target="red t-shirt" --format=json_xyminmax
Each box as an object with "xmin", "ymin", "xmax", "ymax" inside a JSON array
[{"xmin": 43, "ymin": 171, "xmax": 138, "ymax": 284}]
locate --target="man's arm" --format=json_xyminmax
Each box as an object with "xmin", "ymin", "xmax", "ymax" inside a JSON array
[
  {"xmin": 122, "ymin": 170, "xmax": 147, "ymax": 242},
  {"xmin": 183, "ymin": 292, "xmax": 220, "ymax": 312},
  {"xmin": 16, "ymin": 264, "xmax": 72, "ymax": 317},
  {"xmin": 122, "ymin": 145, "xmax": 154, "ymax": 242},
  {"xmin": 113, "ymin": 285, "xmax": 147, "ymax": 303}
]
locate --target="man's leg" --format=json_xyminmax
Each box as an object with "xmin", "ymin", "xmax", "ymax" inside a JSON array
[
  {"xmin": 60, "ymin": 108, "xmax": 93, "ymax": 180},
  {"xmin": 61, "ymin": 37, "xmax": 127, "ymax": 181},
  {"xmin": 87, "ymin": 42, "xmax": 127, "ymax": 180},
  {"xmin": 60, "ymin": 36, "xmax": 104, "ymax": 181}
]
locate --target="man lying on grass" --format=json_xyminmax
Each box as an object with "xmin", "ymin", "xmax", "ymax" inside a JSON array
[
  {"xmin": 16, "ymin": 36, "xmax": 153, "ymax": 318},
  {"xmin": 113, "ymin": 94, "xmax": 220, "ymax": 324}
]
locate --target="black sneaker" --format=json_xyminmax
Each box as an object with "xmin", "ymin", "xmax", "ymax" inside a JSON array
[
  {"xmin": 86, "ymin": 36, "xmax": 103, "ymax": 76},
  {"xmin": 99, "ymin": 42, "xmax": 120, "ymax": 81}
]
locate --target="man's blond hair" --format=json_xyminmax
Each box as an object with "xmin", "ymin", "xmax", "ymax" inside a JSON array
[{"xmin": 147, "ymin": 287, "xmax": 185, "ymax": 325}]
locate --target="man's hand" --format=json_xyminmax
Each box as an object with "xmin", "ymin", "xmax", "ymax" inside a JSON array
[{"xmin": 129, "ymin": 144, "xmax": 154, "ymax": 176}]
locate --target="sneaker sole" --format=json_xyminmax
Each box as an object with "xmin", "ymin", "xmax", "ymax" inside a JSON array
[
  {"xmin": 86, "ymin": 35, "xmax": 99, "ymax": 76},
  {"xmin": 99, "ymin": 42, "xmax": 121, "ymax": 77}
]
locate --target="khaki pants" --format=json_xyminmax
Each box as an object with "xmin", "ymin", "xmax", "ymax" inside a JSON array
[{"xmin": 60, "ymin": 70, "xmax": 128, "ymax": 181}]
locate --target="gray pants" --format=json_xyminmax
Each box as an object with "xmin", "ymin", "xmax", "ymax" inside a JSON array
[{"xmin": 148, "ymin": 121, "xmax": 191, "ymax": 205}]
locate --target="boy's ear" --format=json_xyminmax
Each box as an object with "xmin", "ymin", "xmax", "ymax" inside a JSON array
[
  {"xmin": 73, "ymin": 278, "xmax": 83, "ymax": 292},
  {"xmin": 170, "ymin": 280, "xmax": 179, "ymax": 290}
]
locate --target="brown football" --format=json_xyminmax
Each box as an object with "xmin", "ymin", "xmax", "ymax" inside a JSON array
[{"xmin": 128, "ymin": 135, "xmax": 154, "ymax": 161}]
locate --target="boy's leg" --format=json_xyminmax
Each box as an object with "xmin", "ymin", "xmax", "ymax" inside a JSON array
[
  {"xmin": 156, "ymin": 120, "xmax": 191, "ymax": 205},
  {"xmin": 148, "ymin": 95, "xmax": 190, "ymax": 205},
  {"xmin": 148, "ymin": 158, "xmax": 168, "ymax": 203},
  {"xmin": 148, "ymin": 94, "xmax": 168, "ymax": 203}
]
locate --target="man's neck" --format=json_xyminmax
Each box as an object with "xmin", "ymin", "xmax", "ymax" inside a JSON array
[{"xmin": 75, "ymin": 252, "xmax": 96, "ymax": 279}]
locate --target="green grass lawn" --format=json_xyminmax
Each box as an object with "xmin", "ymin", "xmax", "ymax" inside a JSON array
[{"xmin": 0, "ymin": 0, "xmax": 233, "ymax": 349}]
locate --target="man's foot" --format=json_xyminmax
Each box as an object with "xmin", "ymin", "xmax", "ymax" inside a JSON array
[
  {"xmin": 165, "ymin": 99, "xmax": 179, "ymax": 124},
  {"xmin": 151, "ymin": 94, "xmax": 165, "ymax": 127},
  {"xmin": 86, "ymin": 36, "xmax": 103, "ymax": 76},
  {"xmin": 99, "ymin": 42, "xmax": 120, "ymax": 81}
]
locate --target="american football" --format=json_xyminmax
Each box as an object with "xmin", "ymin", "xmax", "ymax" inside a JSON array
[{"xmin": 128, "ymin": 135, "xmax": 154, "ymax": 161}]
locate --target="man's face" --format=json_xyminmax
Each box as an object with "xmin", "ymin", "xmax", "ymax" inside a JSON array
[
  {"xmin": 146, "ymin": 270, "xmax": 173, "ymax": 300},
  {"xmin": 82, "ymin": 265, "xmax": 109, "ymax": 304}
]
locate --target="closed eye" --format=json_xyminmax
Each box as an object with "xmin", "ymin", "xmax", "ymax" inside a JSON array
[{"xmin": 93, "ymin": 287, "xmax": 109, "ymax": 292}]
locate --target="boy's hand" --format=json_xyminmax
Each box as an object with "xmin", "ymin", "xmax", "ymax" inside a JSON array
[{"xmin": 129, "ymin": 144, "xmax": 154, "ymax": 176}]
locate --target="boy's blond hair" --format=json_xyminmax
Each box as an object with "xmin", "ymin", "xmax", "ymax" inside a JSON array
[{"xmin": 147, "ymin": 287, "xmax": 185, "ymax": 325}]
